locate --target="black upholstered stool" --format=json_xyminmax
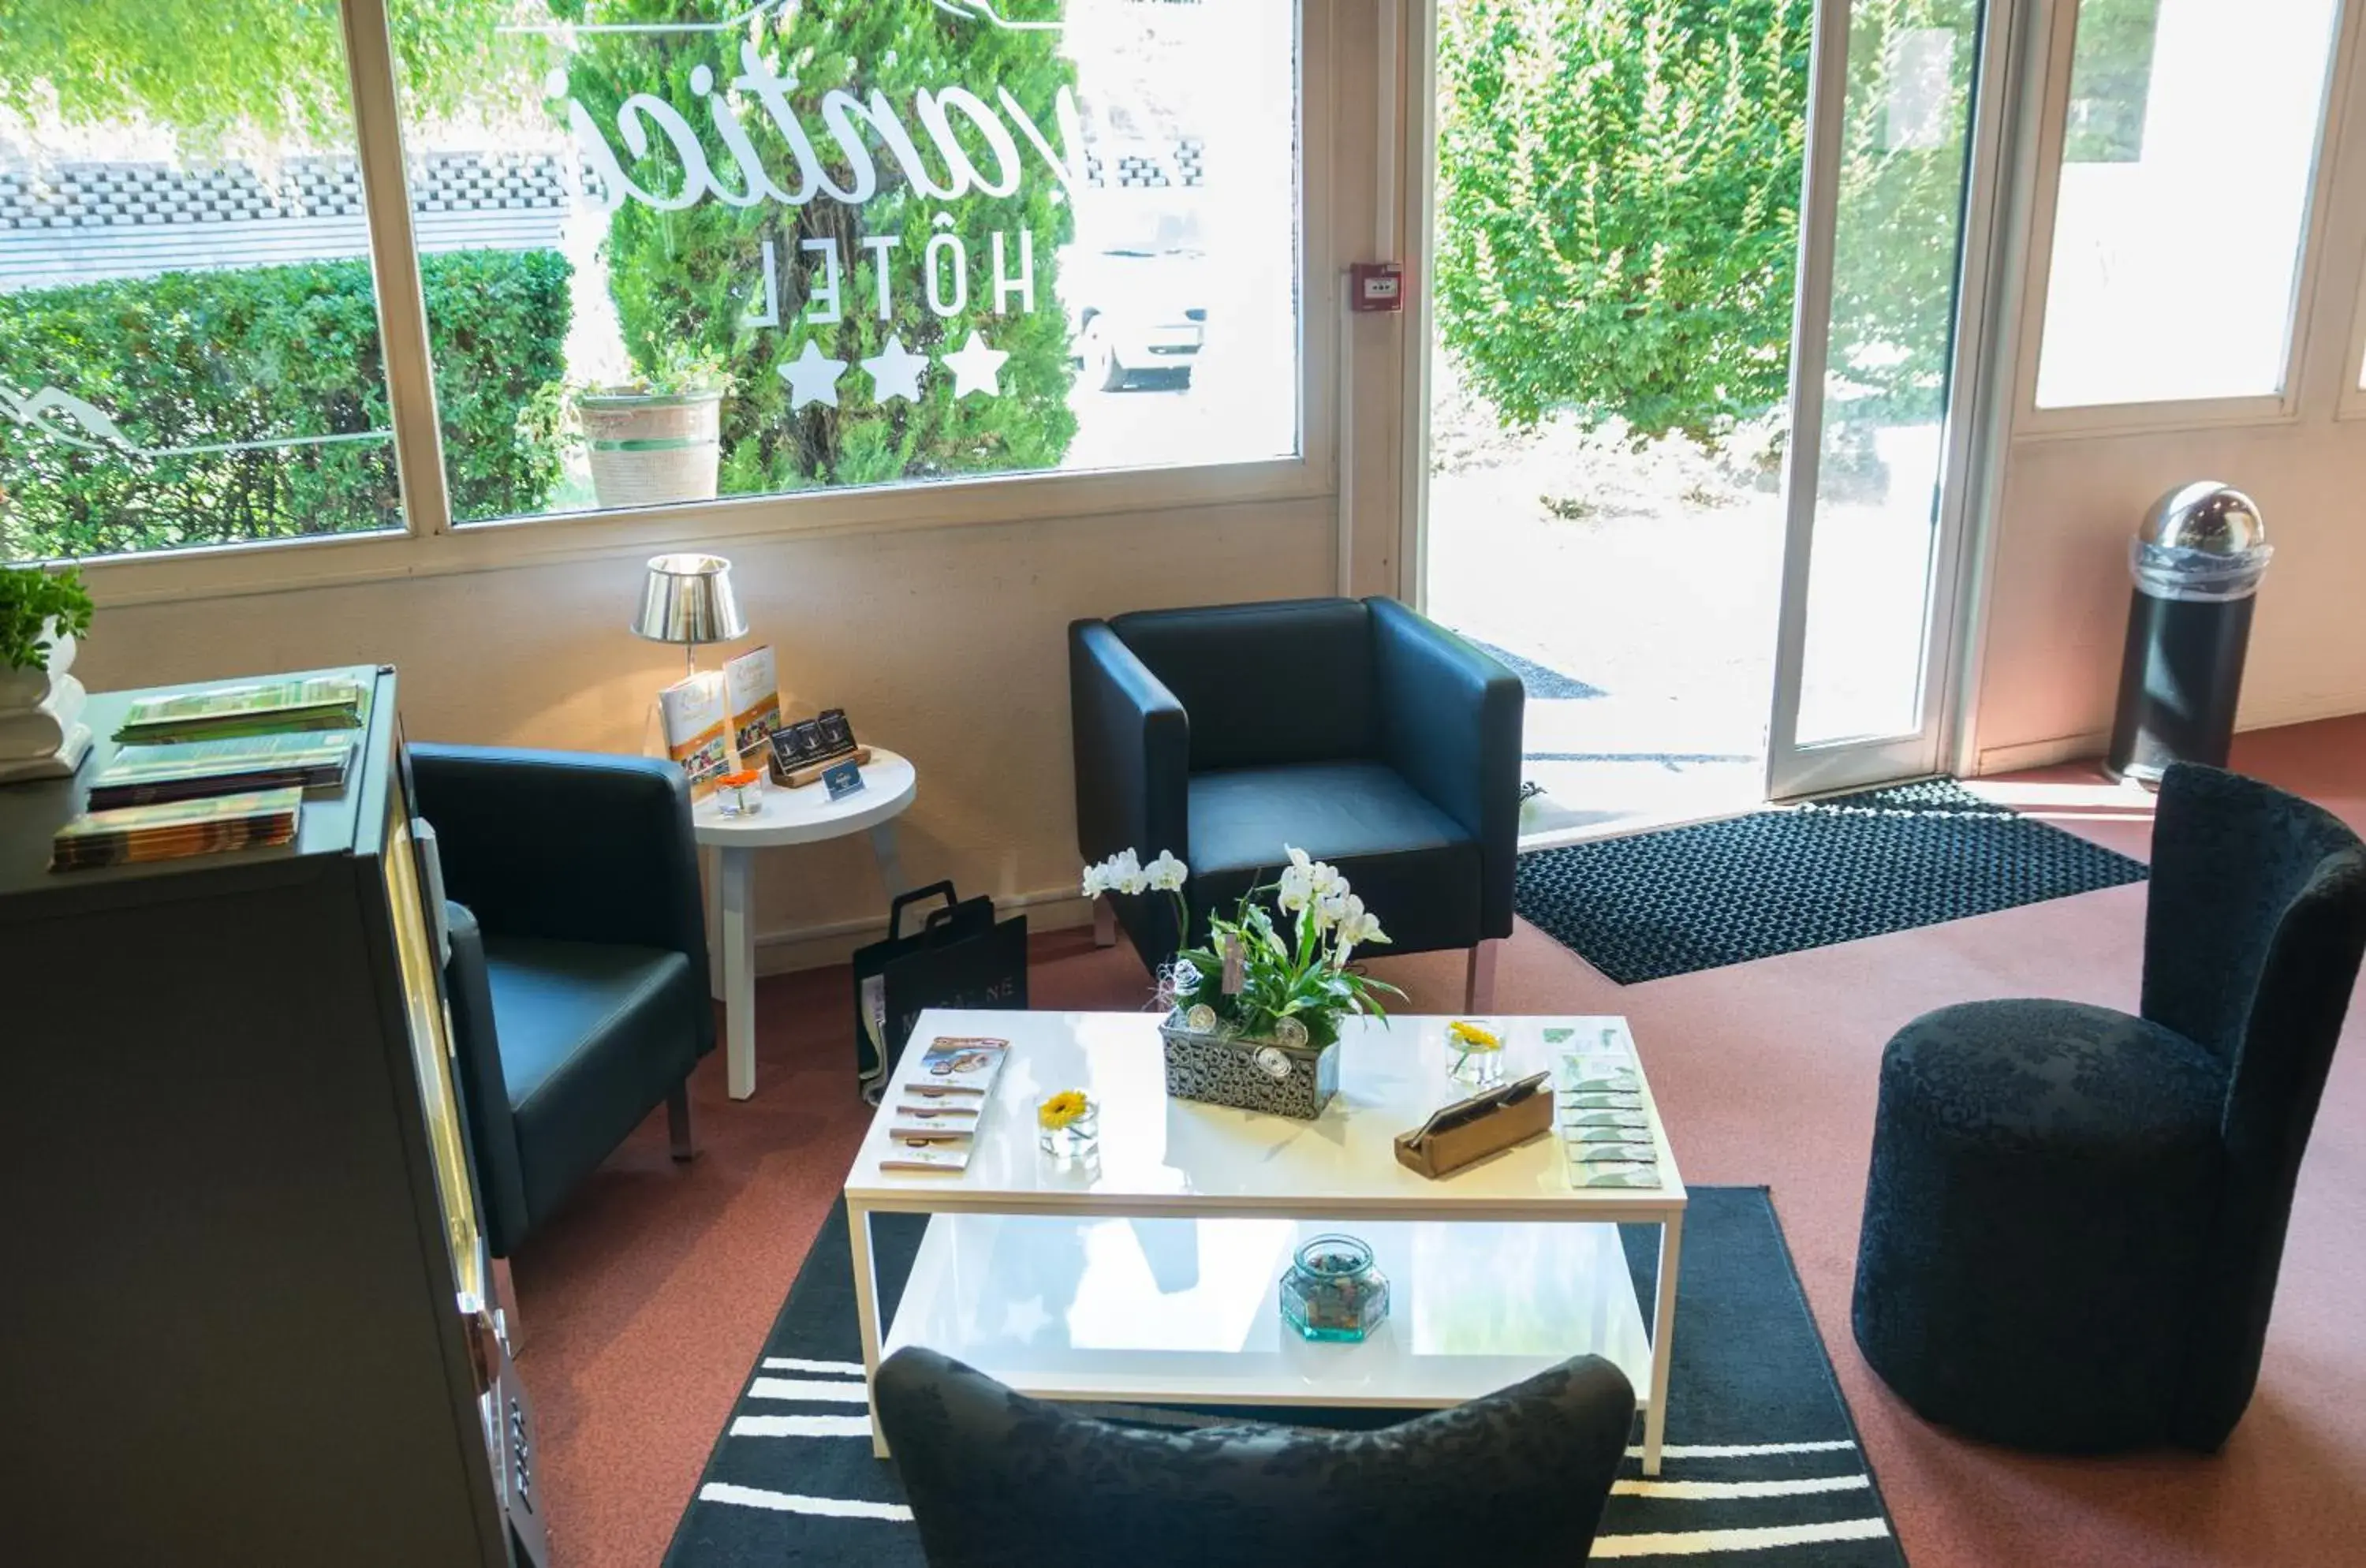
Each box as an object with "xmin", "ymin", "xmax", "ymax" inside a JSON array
[
  {"xmin": 1851, "ymin": 765, "xmax": 2366, "ymax": 1454},
  {"xmin": 1853, "ymin": 999, "xmax": 2224, "ymax": 1450}
]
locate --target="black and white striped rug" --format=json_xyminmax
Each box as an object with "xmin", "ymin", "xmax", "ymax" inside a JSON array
[{"xmin": 664, "ymin": 1188, "xmax": 1902, "ymax": 1565}]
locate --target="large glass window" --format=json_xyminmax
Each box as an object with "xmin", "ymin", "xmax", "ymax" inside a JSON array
[
  {"xmin": 2033, "ymin": 0, "xmax": 2340, "ymax": 410},
  {"xmin": 0, "ymin": 4, "xmax": 404, "ymax": 561},
  {"xmin": 389, "ymin": 0, "xmax": 1304, "ymax": 524}
]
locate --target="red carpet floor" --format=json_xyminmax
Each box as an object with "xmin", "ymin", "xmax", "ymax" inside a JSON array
[{"xmin": 516, "ymin": 718, "xmax": 2366, "ymax": 1567}]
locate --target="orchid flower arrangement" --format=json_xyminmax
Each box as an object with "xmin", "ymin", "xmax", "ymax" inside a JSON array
[{"xmin": 1081, "ymin": 845, "xmax": 1401, "ymax": 1048}]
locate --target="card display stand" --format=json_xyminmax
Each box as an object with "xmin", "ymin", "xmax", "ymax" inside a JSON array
[
  {"xmin": 851, "ymin": 881, "xmax": 1028, "ymax": 1100},
  {"xmin": 772, "ymin": 744, "xmax": 871, "ymax": 788}
]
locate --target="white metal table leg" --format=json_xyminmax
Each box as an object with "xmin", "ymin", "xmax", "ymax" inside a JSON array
[
  {"xmin": 1644, "ymin": 1211, "xmax": 1684, "ymax": 1476},
  {"xmin": 847, "ymin": 1200, "xmax": 890, "ymax": 1458},
  {"xmin": 868, "ymin": 820, "xmax": 909, "ymax": 898},
  {"xmin": 703, "ymin": 843, "xmax": 724, "ymax": 1000},
  {"xmin": 719, "ymin": 846, "xmax": 757, "ymax": 1101}
]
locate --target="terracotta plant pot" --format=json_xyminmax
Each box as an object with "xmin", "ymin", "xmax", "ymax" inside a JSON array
[{"xmin": 579, "ymin": 391, "xmax": 724, "ymax": 510}]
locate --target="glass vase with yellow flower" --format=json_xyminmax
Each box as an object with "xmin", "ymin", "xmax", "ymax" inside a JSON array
[
  {"xmin": 1036, "ymin": 1088, "xmax": 1099, "ymax": 1159},
  {"xmin": 1446, "ymin": 1018, "xmax": 1506, "ymax": 1089}
]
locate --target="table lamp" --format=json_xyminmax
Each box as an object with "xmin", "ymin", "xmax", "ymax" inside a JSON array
[{"xmin": 631, "ymin": 552, "xmax": 748, "ymax": 678}]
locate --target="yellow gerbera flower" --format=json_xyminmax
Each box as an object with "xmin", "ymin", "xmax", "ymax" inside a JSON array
[
  {"xmin": 1447, "ymin": 1020, "xmax": 1502, "ymax": 1052},
  {"xmin": 1038, "ymin": 1089, "xmax": 1092, "ymax": 1130}
]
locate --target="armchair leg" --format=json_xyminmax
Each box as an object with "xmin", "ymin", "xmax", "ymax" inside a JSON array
[
  {"xmin": 1465, "ymin": 939, "xmax": 1501, "ymax": 1014},
  {"xmin": 1092, "ymin": 894, "xmax": 1118, "ymax": 948},
  {"xmin": 668, "ymin": 1081, "xmax": 698, "ymax": 1163}
]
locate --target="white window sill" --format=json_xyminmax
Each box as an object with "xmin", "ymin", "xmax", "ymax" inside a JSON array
[{"xmin": 69, "ymin": 454, "xmax": 1326, "ymax": 608}]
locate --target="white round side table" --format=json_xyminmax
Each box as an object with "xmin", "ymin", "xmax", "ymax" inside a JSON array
[{"xmin": 692, "ymin": 748, "xmax": 916, "ymax": 1099}]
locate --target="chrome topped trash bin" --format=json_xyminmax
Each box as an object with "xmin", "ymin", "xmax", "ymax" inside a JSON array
[{"xmin": 2106, "ymin": 483, "xmax": 2273, "ymax": 785}]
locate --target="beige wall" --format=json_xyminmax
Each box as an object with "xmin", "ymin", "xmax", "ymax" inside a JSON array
[
  {"xmin": 1966, "ymin": 5, "xmax": 2366, "ymax": 773},
  {"xmin": 1973, "ymin": 419, "xmax": 2366, "ymax": 773},
  {"xmin": 69, "ymin": 3, "xmax": 1413, "ymax": 973}
]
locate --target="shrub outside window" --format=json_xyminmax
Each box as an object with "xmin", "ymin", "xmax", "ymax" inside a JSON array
[
  {"xmin": 0, "ymin": 6, "xmax": 424, "ymax": 562},
  {"xmin": 0, "ymin": 1, "xmax": 1303, "ymax": 562}
]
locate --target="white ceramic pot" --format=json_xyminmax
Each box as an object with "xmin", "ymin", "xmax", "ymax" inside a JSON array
[{"xmin": 0, "ymin": 619, "xmax": 73, "ymax": 713}]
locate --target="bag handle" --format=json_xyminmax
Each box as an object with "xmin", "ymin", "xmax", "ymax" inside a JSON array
[{"xmin": 887, "ymin": 881, "xmax": 959, "ymax": 940}]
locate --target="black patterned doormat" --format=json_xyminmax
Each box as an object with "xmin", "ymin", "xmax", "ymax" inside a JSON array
[
  {"xmin": 665, "ymin": 1189, "xmax": 1901, "ymax": 1567},
  {"xmin": 1517, "ymin": 777, "xmax": 2149, "ymax": 984}
]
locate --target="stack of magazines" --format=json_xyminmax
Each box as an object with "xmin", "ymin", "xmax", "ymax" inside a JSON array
[
  {"xmin": 114, "ymin": 674, "xmax": 368, "ymax": 745},
  {"xmin": 87, "ymin": 731, "xmax": 356, "ymax": 809},
  {"xmin": 879, "ymin": 1037, "xmax": 1010, "ymax": 1174},
  {"xmin": 50, "ymin": 786, "xmax": 303, "ymax": 872},
  {"xmin": 1554, "ymin": 1021, "xmax": 1662, "ymax": 1189}
]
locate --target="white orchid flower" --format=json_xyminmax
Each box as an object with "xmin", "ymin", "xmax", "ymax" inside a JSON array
[
  {"xmin": 1277, "ymin": 846, "xmax": 1316, "ymax": 912},
  {"xmin": 1083, "ymin": 847, "xmax": 1150, "ymax": 898},
  {"xmin": 1332, "ymin": 895, "xmax": 1388, "ymax": 962},
  {"xmin": 1143, "ymin": 849, "xmax": 1189, "ymax": 892}
]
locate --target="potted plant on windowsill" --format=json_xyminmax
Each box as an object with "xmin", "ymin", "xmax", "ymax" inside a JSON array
[
  {"xmin": 1083, "ymin": 846, "xmax": 1401, "ymax": 1120},
  {"xmin": 0, "ymin": 562, "xmax": 94, "ymax": 707},
  {"xmin": 576, "ymin": 345, "xmax": 733, "ymax": 511}
]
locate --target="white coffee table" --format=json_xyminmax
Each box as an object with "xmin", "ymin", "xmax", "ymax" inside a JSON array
[
  {"xmin": 692, "ymin": 749, "xmax": 916, "ymax": 1099},
  {"xmin": 842, "ymin": 1009, "xmax": 1687, "ymax": 1472}
]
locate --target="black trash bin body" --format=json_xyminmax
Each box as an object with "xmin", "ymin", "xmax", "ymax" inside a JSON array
[{"xmin": 2106, "ymin": 483, "xmax": 2271, "ymax": 785}]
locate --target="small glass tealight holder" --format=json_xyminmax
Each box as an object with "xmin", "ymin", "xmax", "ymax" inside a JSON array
[
  {"xmin": 715, "ymin": 769, "xmax": 765, "ymax": 818},
  {"xmin": 1036, "ymin": 1090, "xmax": 1100, "ymax": 1160}
]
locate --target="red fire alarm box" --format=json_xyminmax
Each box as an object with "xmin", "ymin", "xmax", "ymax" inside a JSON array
[{"xmin": 1350, "ymin": 262, "xmax": 1405, "ymax": 313}]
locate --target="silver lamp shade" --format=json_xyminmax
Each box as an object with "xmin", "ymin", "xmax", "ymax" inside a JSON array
[{"xmin": 632, "ymin": 554, "xmax": 748, "ymax": 656}]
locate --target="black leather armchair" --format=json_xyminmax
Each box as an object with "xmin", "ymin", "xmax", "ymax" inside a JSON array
[
  {"xmin": 409, "ymin": 745, "xmax": 714, "ymax": 1263},
  {"xmin": 877, "ymin": 1346, "xmax": 1635, "ymax": 1567},
  {"xmin": 1070, "ymin": 597, "xmax": 1523, "ymax": 1004}
]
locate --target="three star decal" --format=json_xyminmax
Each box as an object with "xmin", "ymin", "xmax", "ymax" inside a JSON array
[{"xmin": 778, "ymin": 330, "xmax": 1011, "ymax": 411}]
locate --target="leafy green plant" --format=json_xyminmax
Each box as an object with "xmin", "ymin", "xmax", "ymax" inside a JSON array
[
  {"xmin": 595, "ymin": 342, "xmax": 735, "ymax": 399},
  {"xmin": 1084, "ymin": 847, "xmax": 1402, "ymax": 1048},
  {"xmin": 1436, "ymin": 0, "xmax": 1813, "ymax": 445},
  {"xmin": 564, "ymin": 0, "xmax": 1079, "ymax": 491},
  {"xmin": 0, "ymin": 564, "xmax": 94, "ymax": 673},
  {"xmin": 0, "ymin": 249, "xmax": 572, "ymax": 558},
  {"xmin": 1435, "ymin": 0, "xmax": 1975, "ymax": 444},
  {"xmin": 0, "ymin": 0, "xmax": 544, "ymax": 152}
]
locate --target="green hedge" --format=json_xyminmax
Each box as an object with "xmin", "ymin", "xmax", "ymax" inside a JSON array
[{"xmin": 0, "ymin": 248, "xmax": 571, "ymax": 559}]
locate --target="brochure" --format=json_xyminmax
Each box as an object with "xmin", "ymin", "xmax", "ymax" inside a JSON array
[
  {"xmin": 890, "ymin": 1104, "xmax": 982, "ymax": 1141},
  {"xmin": 657, "ymin": 671, "xmax": 733, "ymax": 799},
  {"xmin": 913, "ymin": 1037, "xmax": 1009, "ymax": 1095},
  {"xmin": 722, "ymin": 644, "xmax": 785, "ymax": 761},
  {"xmin": 881, "ymin": 1134, "xmax": 975, "ymax": 1174}
]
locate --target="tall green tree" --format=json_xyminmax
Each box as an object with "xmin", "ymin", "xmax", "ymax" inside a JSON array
[
  {"xmin": 0, "ymin": 1, "xmax": 536, "ymax": 149},
  {"xmin": 1824, "ymin": 0, "xmax": 1980, "ymax": 430},
  {"xmin": 561, "ymin": 0, "xmax": 1078, "ymax": 491},
  {"xmin": 1435, "ymin": 0, "xmax": 1975, "ymax": 446},
  {"xmin": 1435, "ymin": 0, "xmax": 1815, "ymax": 444}
]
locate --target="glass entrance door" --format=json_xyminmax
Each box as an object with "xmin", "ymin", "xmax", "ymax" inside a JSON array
[{"xmin": 1764, "ymin": 0, "xmax": 1998, "ymax": 799}]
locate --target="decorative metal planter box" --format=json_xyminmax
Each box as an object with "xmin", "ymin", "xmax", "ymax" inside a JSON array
[{"xmin": 1159, "ymin": 1007, "xmax": 1340, "ymax": 1120}]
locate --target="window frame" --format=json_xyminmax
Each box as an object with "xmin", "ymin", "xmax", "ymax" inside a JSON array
[
  {"xmin": 45, "ymin": 0, "xmax": 1338, "ymax": 602},
  {"xmin": 2011, "ymin": 0, "xmax": 2360, "ymax": 440}
]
